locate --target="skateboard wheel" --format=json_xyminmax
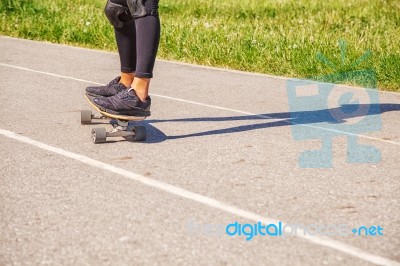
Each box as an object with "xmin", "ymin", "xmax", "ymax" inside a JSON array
[
  {"xmin": 81, "ymin": 110, "xmax": 92, "ymax": 124},
  {"xmin": 92, "ymin": 128, "xmax": 107, "ymax": 144},
  {"xmin": 133, "ymin": 126, "xmax": 146, "ymax": 141}
]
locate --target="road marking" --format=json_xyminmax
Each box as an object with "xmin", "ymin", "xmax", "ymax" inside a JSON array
[
  {"xmin": 0, "ymin": 128, "xmax": 399, "ymax": 266},
  {"xmin": 4, "ymin": 36, "xmax": 400, "ymax": 97},
  {"xmin": 0, "ymin": 62, "xmax": 399, "ymax": 146},
  {"xmin": 4, "ymin": 36, "xmax": 400, "ymax": 98}
]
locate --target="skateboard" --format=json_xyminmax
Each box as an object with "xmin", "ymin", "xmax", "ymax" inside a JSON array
[{"xmin": 81, "ymin": 93, "xmax": 148, "ymax": 144}]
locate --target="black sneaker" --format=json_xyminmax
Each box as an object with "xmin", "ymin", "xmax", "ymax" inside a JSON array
[
  {"xmin": 86, "ymin": 76, "xmax": 126, "ymax": 97},
  {"xmin": 93, "ymin": 89, "xmax": 151, "ymax": 117}
]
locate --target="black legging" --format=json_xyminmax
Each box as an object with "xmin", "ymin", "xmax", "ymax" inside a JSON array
[{"xmin": 111, "ymin": 0, "xmax": 160, "ymax": 78}]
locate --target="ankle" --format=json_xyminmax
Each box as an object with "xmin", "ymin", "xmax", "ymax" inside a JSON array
[
  {"xmin": 132, "ymin": 77, "xmax": 150, "ymax": 102},
  {"xmin": 120, "ymin": 73, "xmax": 134, "ymax": 88},
  {"xmin": 134, "ymin": 88, "xmax": 148, "ymax": 102}
]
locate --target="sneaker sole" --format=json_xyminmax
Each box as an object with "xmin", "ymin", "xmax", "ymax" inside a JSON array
[{"xmin": 84, "ymin": 93, "xmax": 151, "ymax": 119}]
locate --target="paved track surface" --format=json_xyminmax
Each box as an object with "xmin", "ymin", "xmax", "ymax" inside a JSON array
[{"xmin": 0, "ymin": 36, "xmax": 399, "ymax": 266}]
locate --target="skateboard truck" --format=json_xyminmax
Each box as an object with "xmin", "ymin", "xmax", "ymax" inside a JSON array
[{"xmin": 80, "ymin": 110, "xmax": 146, "ymax": 144}]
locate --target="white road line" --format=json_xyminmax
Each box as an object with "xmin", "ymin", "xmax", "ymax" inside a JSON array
[
  {"xmin": 0, "ymin": 63, "xmax": 104, "ymax": 86},
  {"xmin": 0, "ymin": 128, "xmax": 399, "ymax": 266},
  {"xmin": 0, "ymin": 36, "xmax": 292, "ymax": 81},
  {"xmin": 3, "ymin": 36, "xmax": 400, "ymax": 98},
  {"xmin": 0, "ymin": 62, "xmax": 399, "ymax": 146}
]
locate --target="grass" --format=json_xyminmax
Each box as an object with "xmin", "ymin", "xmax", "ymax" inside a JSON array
[{"xmin": 1, "ymin": 0, "xmax": 399, "ymax": 91}]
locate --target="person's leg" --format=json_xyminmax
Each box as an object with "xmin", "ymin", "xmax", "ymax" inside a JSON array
[
  {"xmin": 112, "ymin": 0, "xmax": 160, "ymax": 93},
  {"xmin": 131, "ymin": 0, "xmax": 160, "ymax": 101},
  {"xmin": 111, "ymin": 0, "xmax": 137, "ymax": 88},
  {"xmin": 93, "ymin": 0, "xmax": 160, "ymax": 115},
  {"xmin": 86, "ymin": 0, "xmax": 138, "ymax": 96}
]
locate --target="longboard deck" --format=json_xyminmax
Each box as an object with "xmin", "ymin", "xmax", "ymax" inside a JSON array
[{"xmin": 84, "ymin": 94, "xmax": 147, "ymax": 121}]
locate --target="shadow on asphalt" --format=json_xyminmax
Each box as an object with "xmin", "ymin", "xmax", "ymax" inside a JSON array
[
  {"xmin": 143, "ymin": 103, "xmax": 400, "ymax": 140},
  {"xmin": 141, "ymin": 122, "xmax": 168, "ymax": 143}
]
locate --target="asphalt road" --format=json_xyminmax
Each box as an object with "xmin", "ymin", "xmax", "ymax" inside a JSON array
[{"xmin": 0, "ymin": 36, "xmax": 399, "ymax": 266}]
